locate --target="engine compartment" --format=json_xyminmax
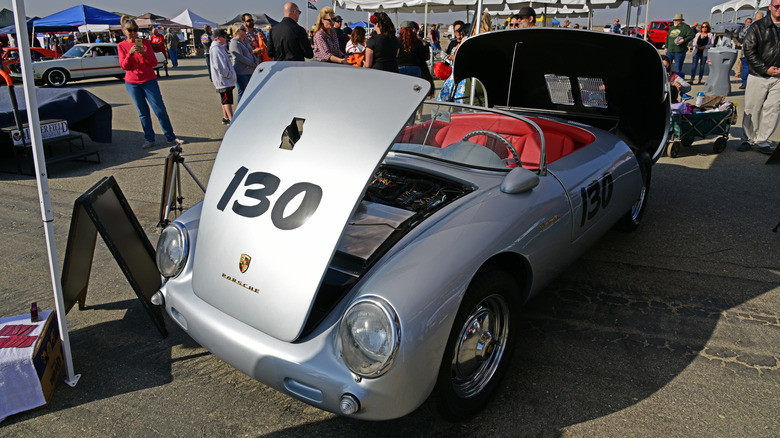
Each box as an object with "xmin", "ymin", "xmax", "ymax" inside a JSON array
[{"xmin": 302, "ymin": 165, "xmax": 473, "ymax": 337}]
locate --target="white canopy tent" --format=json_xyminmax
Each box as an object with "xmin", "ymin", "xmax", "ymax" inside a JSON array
[
  {"xmin": 336, "ymin": 0, "xmax": 635, "ymax": 33},
  {"xmin": 709, "ymin": 0, "xmax": 770, "ymax": 23},
  {"xmin": 170, "ymin": 9, "xmax": 218, "ymax": 29},
  {"xmin": 170, "ymin": 9, "xmax": 218, "ymax": 54}
]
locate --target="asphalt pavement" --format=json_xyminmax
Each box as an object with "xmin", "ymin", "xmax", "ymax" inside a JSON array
[{"xmin": 0, "ymin": 54, "xmax": 778, "ymax": 437}]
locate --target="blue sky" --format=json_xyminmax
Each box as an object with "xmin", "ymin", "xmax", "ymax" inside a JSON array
[{"xmin": 2, "ymin": 0, "xmax": 749, "ymax": 28}]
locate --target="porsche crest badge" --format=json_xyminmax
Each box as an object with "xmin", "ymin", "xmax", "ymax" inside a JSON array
[{"xmin": 239, "ymin": 254, "xmax": 251, "ymax": 273}]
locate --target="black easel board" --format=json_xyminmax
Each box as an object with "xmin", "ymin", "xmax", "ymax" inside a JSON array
[{"xmin": 61, "ymin": 176, "xmax": 167, "ymax": 337}]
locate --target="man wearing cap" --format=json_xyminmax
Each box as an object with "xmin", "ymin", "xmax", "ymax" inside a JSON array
[
  {"xmin": 665, "ymin": 13, "xmax": 695, "ymax": 80},
  {"xmin": 517, "ymin": 6, "xmax": 536, "ymax": 28},
  {"xmin": 267, "ymin": 2, "xmax": 314, "ymax": 61},
  {"xmin": 738, "ymin": 0, "xmax": 780, "ymax": 155},
  {"xmin": 333, "ymin": 16, "xmax": 348, "ymax": 53}
]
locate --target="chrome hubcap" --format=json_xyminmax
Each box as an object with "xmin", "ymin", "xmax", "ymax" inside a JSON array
[
  {"xmin": 451, "ymin": 294, "xmax": 510, "ymax": 398},
  {"xmin": 630, "ymin": 184, "xmax": 646, "ymax": 221}
]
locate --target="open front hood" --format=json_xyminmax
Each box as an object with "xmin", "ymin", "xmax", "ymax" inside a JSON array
[
  {"xmin": 454, "ymin": 28, "xmax": 669, "ymax": 159},
  {"xmin": 191, "ymin": 62, "xmax": 429, "ymax": 342}
]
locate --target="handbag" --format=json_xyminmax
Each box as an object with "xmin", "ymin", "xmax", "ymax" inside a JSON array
[{"xmin": 433, "ymin": 61, "xmax": 452, "ymax": 80}]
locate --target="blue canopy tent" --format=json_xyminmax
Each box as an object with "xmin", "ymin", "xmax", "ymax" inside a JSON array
[
  {"xmin": 32, "ymin": 5, "xmax": 119, "ymax": 32},
  {"xmin": 347, "ymin": 20, "xmax": 373, "ymax": 28}
]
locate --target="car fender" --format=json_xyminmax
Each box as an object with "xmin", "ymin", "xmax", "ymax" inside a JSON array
[{"xmin": 343, "ymin": 172, "xmax": 571, "ymax": 410}]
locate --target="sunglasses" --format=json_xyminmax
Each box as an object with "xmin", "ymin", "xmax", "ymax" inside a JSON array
[
  {"xmin": 127, "ymin": 28, "xmax": 138, "ymax": 32},
  {"xmin": 322, "ymin": 18, "xmax": 334, "ymax": 22},
  {"xmin": 244, "ymin": 19, "xmax": 254, "ymax": 22},
  {"xmin": 509, "ymin": 23, "xmax": 520, "ymax": 28}
]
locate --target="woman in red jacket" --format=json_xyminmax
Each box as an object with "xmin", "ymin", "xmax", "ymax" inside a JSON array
[{"xmin": 117, "ymin": 16, "xmax": 184, "ymax": 149}]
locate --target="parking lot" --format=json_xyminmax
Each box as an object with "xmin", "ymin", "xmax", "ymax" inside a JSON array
[{"xmin": 0, "ymin": 56, "xmax": 778, "ymax": 436}]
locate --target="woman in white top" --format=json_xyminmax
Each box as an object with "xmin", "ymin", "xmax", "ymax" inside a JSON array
[
  {"xmin": 345, "ymin": 26, "xmax": 366, "ymax": 66},
  {"xmin": 690, "ymin": 22, "xmax": 715, "ymax": 85}
]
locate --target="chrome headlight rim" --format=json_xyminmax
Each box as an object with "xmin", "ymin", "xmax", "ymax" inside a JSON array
[
  {"xmin": 338, "ymin": 296, "xmax": 401, "ymax": 378},
  {"xmin": 156, "ymin": 222, "xmax": 189, "ymax": 278}
]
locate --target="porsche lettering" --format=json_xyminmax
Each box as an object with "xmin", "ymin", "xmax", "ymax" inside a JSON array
[{"xmin": 221, "ymin": 273, "xmax": 260, "ymax": 293}]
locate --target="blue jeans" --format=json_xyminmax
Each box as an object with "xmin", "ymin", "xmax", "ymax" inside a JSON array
[
  {"xmin": 236, "ymin": 74, "xmax": 251, "ymax": 104},
  {"xmin": 168, "ymin": 48, "xmax": 178, "ymax": 67},
  {"xmin": 398, "ymin": 65, "xmax": 422, "ymax": 78},
  {"xmin": 741, "ymin": 57, "xmax": 749, "ymax": 86},
  {"xmin": 125, "ymin": 79, "xmax": 176, "ymax": 143},
  {"xmin": 668, "ymin": 51, "xmax": 687, "ymax": 80},
  {"xmin": 690, "ymin": 52, "xmax": 707, "ymax": 82}
]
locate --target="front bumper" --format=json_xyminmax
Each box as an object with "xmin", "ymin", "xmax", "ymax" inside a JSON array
[{"xmin": 161, "ymin": 270, "xmax": 430, "ymax": 420}]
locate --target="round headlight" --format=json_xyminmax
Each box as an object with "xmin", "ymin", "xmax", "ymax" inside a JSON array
[
  {"xmin": 156, "ymin": 223, "xmax": 189, "ymax": 278},
  {"xmin": 338, "ymin": 297, "xmax": 400, "ymax": 377}
]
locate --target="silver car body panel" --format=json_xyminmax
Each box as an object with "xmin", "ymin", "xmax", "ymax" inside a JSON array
[{"xmin": 191, "ymin": 62, "xmax": 430, "ymax": 342}]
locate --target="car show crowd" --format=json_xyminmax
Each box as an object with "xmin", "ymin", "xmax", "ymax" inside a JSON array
[{"xmin": 0, "ymin": 1, "xmax": 777, "ymax": 155}]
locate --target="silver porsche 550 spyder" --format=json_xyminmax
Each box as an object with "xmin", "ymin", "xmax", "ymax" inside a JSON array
[{"xmin": 154, "ymin": 29, "xmax": 669, "ymax": 420}]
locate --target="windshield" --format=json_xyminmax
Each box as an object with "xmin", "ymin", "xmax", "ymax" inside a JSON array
[
  {"xmin": 62, "ymin": 46, "xmax": 88, "ymax": 58},
  {"xmin": 391, "ymin": 101, "xmax": 543, "ymax": 171}
]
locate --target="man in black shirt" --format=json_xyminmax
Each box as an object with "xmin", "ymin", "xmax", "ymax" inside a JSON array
[
  {"xmin": 334, "ymin": 16, "xmax": 348, "ymax": 54},
  {"xmin": 267, "ymin": 2, "xmax": 314, "ymax": 61}
]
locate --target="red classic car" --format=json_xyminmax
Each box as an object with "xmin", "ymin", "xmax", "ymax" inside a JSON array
[
  {"xmin": 637, "ymin": 20, "xmax": 674, "ymax": 48},
  {"xmin": 1, "ymin": 47, "xmax": 60, "ymax": 74}
]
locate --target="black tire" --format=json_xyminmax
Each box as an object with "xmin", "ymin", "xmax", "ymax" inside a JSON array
[
  {"xmin": 666, "ymin": 141, "xmax": 680, "ymax": 158},
  {"xmin": 681, "ymin": 137, "xmax": 694, "ymax": 148},
  {"xmin": 44, "ymin": 68, "xmax": 68, "ymax": 87},
  {"xmin": 713, "ymin": 137, "xmax": 727, "ymax": 154},
  {"xmin": 617, "ymin": 152, "xmax": 652, "ymax": 232},
  {"xmin": 115, "ymin": 73, "xmax": 126, "ymax": 81},
  {"xmin": 434, "ymin": 267, "xmax": 519, "ymax": 421}
]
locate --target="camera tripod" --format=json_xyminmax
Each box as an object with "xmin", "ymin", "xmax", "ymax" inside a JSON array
[{"xmin": 158, "ymin": 146, "xmax": 206, "ymax": 227}]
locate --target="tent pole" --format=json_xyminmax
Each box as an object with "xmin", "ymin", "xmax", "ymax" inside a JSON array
[
  {"xmin": 645, "ymin": 0, "xmax": 651, "ymax": 41},
  {"xmin": 624, "ymin": 0, "xmax": 631, "ymax": 35},
  {"xmin": 424, "ymin": 0, "xmax": 429, "ymax": 43},
  {"xmin": 11, "ymin": 0, "xmax": 80, "ymax": 388}
]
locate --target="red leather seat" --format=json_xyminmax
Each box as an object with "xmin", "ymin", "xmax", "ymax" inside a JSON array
[{"xmin": 395, "ymin": 113, "xmax": 595, "ymax": 169}]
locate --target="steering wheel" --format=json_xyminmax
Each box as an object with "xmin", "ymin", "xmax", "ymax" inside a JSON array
[{"xmin": 461, "ymin": 130, "xmax": 520, "ymax": 167}]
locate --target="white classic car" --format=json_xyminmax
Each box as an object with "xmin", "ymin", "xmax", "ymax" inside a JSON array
[{"xmin": 9, "ymin": 42, "xmax": 165, "ymax": 87}]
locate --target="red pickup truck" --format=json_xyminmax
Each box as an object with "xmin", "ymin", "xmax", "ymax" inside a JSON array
[{"xmin": 637, "ymin": 20, "xmax": 674, "ymax": 48}]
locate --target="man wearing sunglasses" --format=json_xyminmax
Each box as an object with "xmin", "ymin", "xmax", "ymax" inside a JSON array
[
  {"xmin": 241, "ymin": 14, "xmax": 269, "ymax": 62},
  {"xmin": 267, "ymin": 2, "xmax": 314, "ymax": 61},
  {"xmin": 333, "ymin": 15, "xmax": 348, "ymax": 53},
  {"xmin": 738, "ymin": 0, "xmax": 780, "ymax": 154},
  {"xmin": 516, "ymin": 7, "xmax": 536, "ymax": 28}
]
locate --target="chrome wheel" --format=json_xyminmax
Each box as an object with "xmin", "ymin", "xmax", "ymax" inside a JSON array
[
  {"xmin": 628, "ymin": 183, "xmax": 647, "ymax": 223},
  {"xmin": 45, "ymin": 69, "xmax": 68, "ymax": 87},
  {"xmin": 450, "ymin": 294, "xmax": 511, "ymax": 398},
  {"xmin": 618, "ymin": 153, "xmax": 652, "ymax": 232},
  {"xmin": 435, "ymin": 267, "xmax": 519, "ymax": 420}
]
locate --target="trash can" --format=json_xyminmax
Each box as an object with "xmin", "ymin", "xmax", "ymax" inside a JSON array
[{"xmin": 704, "ymin": 46, "xmax": 738, "ymax": 96}]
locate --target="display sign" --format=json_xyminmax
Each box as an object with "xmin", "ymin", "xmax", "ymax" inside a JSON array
[{"xmin": 10, "ymin": 120, "xmax": 69, "ymax": 146}]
